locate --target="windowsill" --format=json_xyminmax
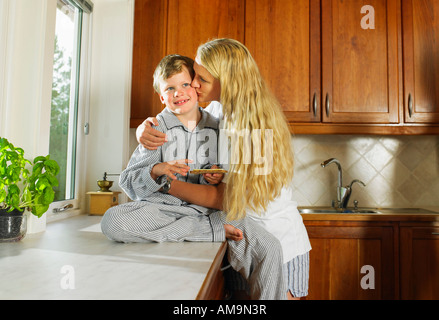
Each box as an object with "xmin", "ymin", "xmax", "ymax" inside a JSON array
[{"xmin": 0, "ymin": 214, "xmax": 224, "ymax": 299}]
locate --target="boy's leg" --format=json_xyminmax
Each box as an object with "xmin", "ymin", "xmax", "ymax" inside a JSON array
[
  {"xmin": 212, "ymin": 212, "xmax": 287, "ymax": 300},
  {"xmin": 101, "ymin": 201, "xmax": 225, "ymax": 243}
]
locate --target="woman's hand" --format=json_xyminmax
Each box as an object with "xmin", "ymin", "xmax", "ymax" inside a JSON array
[
  {"xmin": 203, "ymin": 165, "xmax": 224, "ymax": 185},
  {"xmin": 224, "ymin": 224, "xmax": 243, "ymax": 241},
  {"xmin": 151, "ymin": 159, "xmax": 192, "ymax": 181},
  {"xmin": 136, "ymin": 117, "xmax": 167, "ymax": 150}
]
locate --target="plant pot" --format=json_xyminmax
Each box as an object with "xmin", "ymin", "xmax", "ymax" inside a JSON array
[{"xmin": 0, "ymin": 209, "xmax": 27, "ymax": 242}]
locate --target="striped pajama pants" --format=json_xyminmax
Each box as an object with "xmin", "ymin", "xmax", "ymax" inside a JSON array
[
  {"xmin": 100, "ymin": 201, "xmax": 287, "ymax": 300},
  {"xmin": 226, "ymin": 251, "xmax": 310, "ymax": 298}
]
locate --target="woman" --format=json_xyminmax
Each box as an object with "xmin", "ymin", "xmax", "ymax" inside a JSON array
[{"xmin": 138, "ymin": 39, "xmax": 311, "ymax": 299}]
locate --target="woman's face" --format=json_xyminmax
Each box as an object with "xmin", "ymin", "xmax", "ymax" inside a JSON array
[{"xmin": 192, "ymin": 57, "xmax": 221, "ymax": 103}]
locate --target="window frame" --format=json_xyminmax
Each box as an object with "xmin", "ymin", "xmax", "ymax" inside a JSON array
[{"xmin": 47, "ymin": 0, "xmax": 93, "ymax": 222}]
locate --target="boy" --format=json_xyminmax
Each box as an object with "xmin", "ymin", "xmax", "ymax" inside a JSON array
[{"xmin": 101, "ymin": 54, "xmax": 238, "ymax": 243}]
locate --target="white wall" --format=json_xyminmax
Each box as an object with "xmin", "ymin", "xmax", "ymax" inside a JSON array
[
  {"xmin": 0, "ymin": 0, "xmax": 56, "ymax": 160},
  {"xmin": 0, "ymin": 0, "xmax": 57, "ymax": 232},
  {"xmin": 85, "ymin": 0, "xmax": 134, "ymax": 205}
]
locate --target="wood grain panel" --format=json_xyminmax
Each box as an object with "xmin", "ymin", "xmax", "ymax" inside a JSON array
[
  {"xmin": 402, "ymin": 0, "xmax": 439, "ymax": 123},
  {"xmin": 246, "ymin": 0, "xmax": 321, "ymax": 122},
  {"xmin": 322, "ymin": 0, "xmax": 399, "ymax": 124},
  {"xmin": 306, "ymin": 222, "xmax": 395, "ymax": 300},
  {"xmin": 130, "ymin": 0, "xmax": 167, "ymax": 127},
  {"xmin": 166, "ymin": 0, "xmax": 244, "ymax": 57},
  {"xmin": 400, "ymin": 227, "xmax": 439, "ymax": 299}
]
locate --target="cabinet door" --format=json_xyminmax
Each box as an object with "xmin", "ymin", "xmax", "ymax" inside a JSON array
[
  {"xmin": 322, "ymin": 0, "xmax": 399, "ymax": 124},
  {"xmin": 130, "ymin": 0, "xmax": 167, "ymax": 127},
  {"xmin": 400, "ymin": 226, "xmax": 439, "ymax": 300},
  {"xmin": 245, "ymin": 0, "xmax": 321, "ymax": 123},
  {"xmin": 305, "ymin": 222, "xmax": 396, "ymax": 300},
  {"xmin": 166, "ymin": 0, "xmax": 245, "ymax": 57},
  {"xmin": 402, "ymin": 0, "xmax": 439, "ymax": 124}
]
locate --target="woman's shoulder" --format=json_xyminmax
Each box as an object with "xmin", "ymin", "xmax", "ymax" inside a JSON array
[{"xmin": 204, "ymin": 101, "xmax": 223, "ymax": 120}]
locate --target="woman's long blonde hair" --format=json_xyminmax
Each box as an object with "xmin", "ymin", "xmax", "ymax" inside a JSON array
[{"xmin": 197, "ymin": 38, "xmax": 294, "ymax": 220}]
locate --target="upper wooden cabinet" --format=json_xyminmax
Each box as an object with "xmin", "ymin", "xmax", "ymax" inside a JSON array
[
  {"xmin": 245, "ymin": 0, "xmax": 321, "ymax": 123},
  {"xmin": 321, "ymin": 0, "xmax": 399, "ymax": 124},
  {"xmin": 130, "ymin": 0, "xmax": 439, "ymax": 134},
  {"xmin": 167, "ymin": 0, "xmax": 244, "ymax": 57},
  {"xmin": 130, "ymin": 0, "xmax": 167, "ymax": 128},
  {"xmin": 402, "ymin": 0, "xmax": 439, "ymax": 124}
]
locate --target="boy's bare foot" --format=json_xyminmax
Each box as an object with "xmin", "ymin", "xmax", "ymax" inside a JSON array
[{"xmin": 224, "ymin": 224, "xmax": 243, "ymax": 241}]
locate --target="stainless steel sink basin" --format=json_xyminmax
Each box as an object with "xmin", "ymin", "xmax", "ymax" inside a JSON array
[
  {"xmin": 375, "ymin": 208, "xmax": 437, "ymax": 214},
  {"xmin": 298, "ymin": 207, "xmax": 380, "ymax": 214},
  {"xmin": 298, "ymin": 206, "xmax": 438, "ymax": 214}
]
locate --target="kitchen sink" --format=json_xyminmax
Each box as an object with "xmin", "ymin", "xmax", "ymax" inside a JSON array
[
  {"xmin": 375, "ymin": 207, "xmax": 437, "ymax": 214},
  {"xmin": 299, "ymin": 207, "xmax": 380, "ymax": 214},
  {"xmin": 298, "ymin": 207, "xmax": 438, "ymax": 214}
]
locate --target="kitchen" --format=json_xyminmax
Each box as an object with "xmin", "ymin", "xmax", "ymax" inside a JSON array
[{"xmin": 0, "ymin": 0, "xmax": 438, "ymax": 302}]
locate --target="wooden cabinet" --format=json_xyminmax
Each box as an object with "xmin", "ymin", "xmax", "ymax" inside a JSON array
[
  {"xmin": 400, "ymin": 223, "xmax": 439, "ymax": 300},
  {"xmin": 196, "ymin": 241, "xmax": 227, "ymax": 300},
  {"xmin": 305, "ymin": 221, "xmax": 396, "ymax": 300},
  {"xmin": 130, "ymin": 0, "xmax": 167, "ymax": 128},
  {"xmin": 304, "ymin": 215, "xmax": 439, "ymax": 300},
  {"xmin": 402, "ymin": 0, "xmax": 439, "ymax": 124},
  {"xmin": 321, "ymin": 0, "xmax": 399, "ymax": 124},
  {"xmin": 167, "ymin": 0, "xmax": 244, "ymax": 58},
  {"xmin": 245, "ymin": 0, "xmax": 321, "ymax": 123},
  {"xmin": 130, "ymin": 0, "xmax": 439, "ymax": 134}
]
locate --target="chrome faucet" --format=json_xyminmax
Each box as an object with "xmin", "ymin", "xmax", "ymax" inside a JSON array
[{"xmin": 321, "ymin": 158, "xmax": 366, "ymax": 209}]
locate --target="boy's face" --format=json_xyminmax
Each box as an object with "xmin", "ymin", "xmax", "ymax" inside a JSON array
[{"xmin": 159, "ymin": 66, "xmax": 198, "ymax": 115}]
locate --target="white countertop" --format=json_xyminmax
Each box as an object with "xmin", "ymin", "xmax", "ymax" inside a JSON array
[{"xmin": 0, "ymin": 215, "xmax": 223, "ymax": 300}]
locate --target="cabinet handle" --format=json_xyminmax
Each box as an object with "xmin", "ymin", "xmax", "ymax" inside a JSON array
[
  {"xmin": 408, "ymin": 93, "xmax": 413, "ymax": 118},
  {"xmin": 325, "ymin": 93, "xmax": 330, "ymax": 117},
  {"xmin": 312, "ymin": 93, "xmax": 317, "ymax": 117},
  {"xmin": 432, "ymin": 232, "xmax": 439, "ymax": 235}
]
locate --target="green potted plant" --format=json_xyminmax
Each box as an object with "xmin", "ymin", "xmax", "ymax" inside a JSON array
[{"xmin": 0, "ymin": 137, "xmax": 60, "ymax": 242}]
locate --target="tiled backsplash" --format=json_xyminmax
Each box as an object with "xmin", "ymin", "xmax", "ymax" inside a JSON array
[{"xmin": 291, "ymin": 135, "xmax": 439, "ymax": 208}]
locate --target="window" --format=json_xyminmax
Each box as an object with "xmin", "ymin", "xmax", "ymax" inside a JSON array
[{"xmin": 48, "ymin": 0, "xmax": 93, "ymax": 218}]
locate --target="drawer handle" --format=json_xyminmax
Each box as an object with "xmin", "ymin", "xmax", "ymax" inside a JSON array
[
  {"xmin": 312, "ymin": 93, "xmax": 317, "ymax": 117},
  {"xmin": 432, "ymin": 232, "xmax": 439, "ymax": 235},
  {"xmin": 325, "ymin": 93, "xmax": 330, "ymax": 117},
  {"xmin": 408, "ymin": 93, "xmax": 413, "ymax": 118}
]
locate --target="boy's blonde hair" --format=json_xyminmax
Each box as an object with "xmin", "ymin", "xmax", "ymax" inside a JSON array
[
  {"xmin": 197, "ymin": 38, "xmax": 294, "ymax": 221},
  {"xmin": 153, "ymin": 54, "xmax": 195, "ymax": 94}
]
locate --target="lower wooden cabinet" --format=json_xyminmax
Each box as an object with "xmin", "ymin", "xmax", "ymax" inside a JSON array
[
  {"xmin": 305, "ymin": 221, "xmax": 396, "ymax": 300},
  {"xmin": 400, "ymin": 224, "xmax": 439, "ymax": 300},
  {"xmin": 304, "ymin": 219, "xmax": 439, "ymax": 300},
  {"xmin": 196, "ymin": 242, "xmax": 227, "ymax": 300}
]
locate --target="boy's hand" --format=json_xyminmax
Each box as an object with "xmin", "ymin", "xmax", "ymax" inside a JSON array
[
  {"xmin": 151, "ymin": 159, "xmax": 192, "ymax": 181},
  {"xmin": 136, "ymin": 117, "xmax": 167, "ymax": 150},
  {"xmin": 203, "ymin": 165, "xmax": 224, "ymax": 185}
]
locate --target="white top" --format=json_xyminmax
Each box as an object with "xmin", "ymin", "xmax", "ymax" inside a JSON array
[{"xmin": 205, "ymin": 101, "xmax": 312, "ymax": 263}]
